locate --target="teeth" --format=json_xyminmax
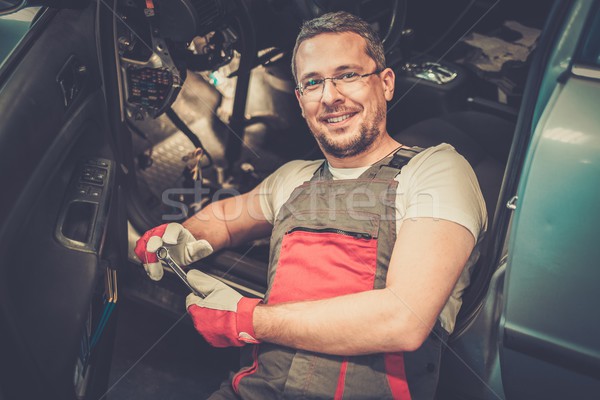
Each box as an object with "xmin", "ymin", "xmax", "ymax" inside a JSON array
[{"xmin": 327, "ymin": 114, "xmax": 352, "ymax": 123}]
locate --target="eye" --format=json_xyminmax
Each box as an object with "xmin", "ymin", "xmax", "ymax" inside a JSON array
[
  {"xmin": 338, "ymin": 72, "xmax": 359, "ymax": 81},
  {"xmin": 304, "ymin": 78, "xmax": 323, "ymax": 88}
]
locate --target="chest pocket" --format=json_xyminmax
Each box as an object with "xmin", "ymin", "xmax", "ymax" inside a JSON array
[{"xmin": 268, "ymin": 212, "xmax": 380, "ymax": 305}]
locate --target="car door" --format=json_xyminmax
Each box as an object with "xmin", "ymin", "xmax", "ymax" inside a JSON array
[
  {"xmin": 436, "ymin": 2, "xmax": 600, "ymax": 399},
  {"xmin": 0, "ymin": 2, "xmax": 127, "ymax": 399},
  {"xmin": 500, "ymin": 1, "xmax": 600, "ymax": 398}
]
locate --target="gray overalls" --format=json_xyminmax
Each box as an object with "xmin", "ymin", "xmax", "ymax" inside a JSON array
[{"xmin": 223, "ymin": 148, "xmax": 448, "ymax": 399}]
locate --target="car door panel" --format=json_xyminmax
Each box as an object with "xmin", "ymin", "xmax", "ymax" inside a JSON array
[
  {"xmin": 0, "ymin": 4, "xmax": 120, "ymax": 399},
  {"xmin": 500, "ymin": 75, "xmax": 600, "ymax": 399},
  {"xmin": 0, "ymin": 7, "xmax": 101, "ymax": 223}
]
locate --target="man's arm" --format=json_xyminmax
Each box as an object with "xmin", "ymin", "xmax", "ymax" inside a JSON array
[
  {"xmin": 253, "ymin": 217, "xmax": 475, "ymax": 355},
  {"xmin": 182, "ymin": 186, "xmax": 273, "ymax": 251}
]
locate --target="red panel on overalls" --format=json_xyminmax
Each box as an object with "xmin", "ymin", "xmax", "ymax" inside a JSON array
[
  {"xmin": 268, "ymin": 230, "xmax": 377, "ymax": 303},
  {"xmin": 266, "ymin": 226, "xmax": 411, "ymax": 399}
]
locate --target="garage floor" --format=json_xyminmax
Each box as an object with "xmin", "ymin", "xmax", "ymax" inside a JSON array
[{"xmin": 104, "ymin": 297, "xmax": 239, "ymax": 400}]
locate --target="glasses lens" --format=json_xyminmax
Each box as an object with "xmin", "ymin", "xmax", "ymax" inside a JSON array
[
  {"xmin": 338, "ymin": 72, "xmax": 361, "ymax": 83},
  {"xmin": 299, "ymin": 71, "xmax": 377, "ymax": 98},
  {"xmin": 331, "ymin": 72, "xmax": 361, "ymax": 95},
  {"xmin": 301, "ymin": 79, "xmax": 323, "ymax": 97}
]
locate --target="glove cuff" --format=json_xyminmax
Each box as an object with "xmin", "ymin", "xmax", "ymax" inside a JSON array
[{"xmin": 236, "ymin": 297, "xmax": 261, "ymax": 344}]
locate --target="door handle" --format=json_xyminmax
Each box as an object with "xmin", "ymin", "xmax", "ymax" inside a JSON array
[
  {"xmin": 55, "ymin": 158, "xmax": 114, "ymax": 253},
  {"xmin": 56, "ymin": 55, "xmax": 87, "ymax": 108}
]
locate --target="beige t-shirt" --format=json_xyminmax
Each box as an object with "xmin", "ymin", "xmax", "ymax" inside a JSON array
[{"xmin": 256, "ymin": 143, "xmax": 487, "ymax": 333}]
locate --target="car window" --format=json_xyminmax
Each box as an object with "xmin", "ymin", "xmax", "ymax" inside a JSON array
[
  {"xmin": 0, "ymin": 7, "xmax": 40, "ymax": 69},
  {"xmin": 577, "ymin": 3, "xmax": 600, "ymax": 66}
]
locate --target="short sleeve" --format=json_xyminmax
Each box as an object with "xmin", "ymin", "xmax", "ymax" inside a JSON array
[{"xmin": 399, "ymin": 144, "xmax": 487, "ymax": 241}]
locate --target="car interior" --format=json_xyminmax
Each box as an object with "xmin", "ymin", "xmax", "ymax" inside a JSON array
[{"xmin": 0, "ymin": 0, "xmax": 560, "ymax": 399}]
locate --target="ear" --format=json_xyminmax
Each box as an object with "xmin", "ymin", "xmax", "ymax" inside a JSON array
[
  {"xmin": 295, "ymin": 89, "xmax": 306, "ymax": 118},
  {"xmin": 380, "ymin": 68, "xmax": 395, "ymax": 101}
]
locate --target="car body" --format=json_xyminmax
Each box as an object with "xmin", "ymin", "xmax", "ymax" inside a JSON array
[{"xmin": 0, "ymin": 0, "xmax": 598, "ymax": 399}]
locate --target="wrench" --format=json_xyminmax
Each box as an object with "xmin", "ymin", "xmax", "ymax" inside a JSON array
[{"xmin": 156, "ymin": 246, "xmax": 205, "ymax": 298}]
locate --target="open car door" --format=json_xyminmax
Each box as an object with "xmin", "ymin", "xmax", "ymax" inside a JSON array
[
  {"xmin": 0, "ymin": 2, "xmax": 128, "ymax": 399},
  {"xmin": 499, "ymin": 1, "xmax": 600, "ymax": 398}
]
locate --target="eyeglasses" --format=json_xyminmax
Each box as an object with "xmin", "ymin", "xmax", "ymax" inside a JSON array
[{"xmin": 296, "ymin": 69, "xmax": 382, "ymax": 99}]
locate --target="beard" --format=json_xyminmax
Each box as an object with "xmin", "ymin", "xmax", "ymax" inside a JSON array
[{"xmin": 309, "ymin": 106, "xmax": 386, "ymax": 159}]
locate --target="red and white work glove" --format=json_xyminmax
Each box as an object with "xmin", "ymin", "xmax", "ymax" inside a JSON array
[
  {"xmin": 134, "ymin": 223, "xmax": 213, "ymax": 281},
  {"xmin": 186, "ymin": 270, "xmax": 261, "ymax": 347}
]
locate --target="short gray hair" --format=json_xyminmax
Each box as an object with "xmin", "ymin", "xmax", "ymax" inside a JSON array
[{"xmin": 291, "ymin": 11, "xmax": 386, "ymax": 83}]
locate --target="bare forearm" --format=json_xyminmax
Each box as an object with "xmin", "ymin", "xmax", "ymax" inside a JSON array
[
  {"xmin": 182, "ymin": 191, "xmax": 272, "ymax": 252},
  {"xmin": 182, "ymin": 198, "xmax": 235, "ymax": 251},
  {"xmin": 253, "ymin": 288, "xmax": 432, "ymax": 355}
]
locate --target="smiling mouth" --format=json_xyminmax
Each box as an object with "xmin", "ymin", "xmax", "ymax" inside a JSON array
[{"xmin": 323, "ymin": 112, "xmax": 357, "ymax": 124}]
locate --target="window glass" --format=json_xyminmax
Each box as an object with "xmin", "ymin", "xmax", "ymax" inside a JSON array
[
  {"xmin": 0, "ymin": 7, "xmax": 40, "ymax": 68},
  {"xmin": 578, "ymin": 4, "xmax": 600, "ymax": 66}
]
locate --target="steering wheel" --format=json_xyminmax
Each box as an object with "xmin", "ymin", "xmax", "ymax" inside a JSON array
[{"xmin": 295, "ymin": 0, "xmax": 406, "ymax": 56}]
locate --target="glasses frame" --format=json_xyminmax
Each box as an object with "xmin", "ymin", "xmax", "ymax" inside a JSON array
[{"xmin": 295, "ymin": 69, "xmax": 382, "ymax": 97}]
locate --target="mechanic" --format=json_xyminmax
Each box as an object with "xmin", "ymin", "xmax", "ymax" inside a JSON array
[{"xmin": 135, "ymin": 11, "xmax": 486, "ymax": 400}]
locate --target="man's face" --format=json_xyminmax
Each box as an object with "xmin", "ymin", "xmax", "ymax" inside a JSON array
[{"xmin": 294, "ymin": 32, "xmax": 395, "ymax": 159}]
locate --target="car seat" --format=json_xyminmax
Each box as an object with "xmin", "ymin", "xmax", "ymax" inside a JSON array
[{"xmin": 392, "ymin": 110, "xmax": 515, "ymax": 398}]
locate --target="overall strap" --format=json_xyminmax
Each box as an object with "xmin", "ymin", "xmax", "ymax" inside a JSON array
[
  {"xmin": 309, "ymin": 146, "xmax": 424, "ymax": 182},
  {"xmin": 366, "ymin": 146, "xmax": 425, "ymax": 181},
  {"xmin": 391, "ymin": 146, "xmax": 425, "ymax": 168},
  {"xmin": 309, "ymin": 161, "xmax": 329, "ymax": 182}
]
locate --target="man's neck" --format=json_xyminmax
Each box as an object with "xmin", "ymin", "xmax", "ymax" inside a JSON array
[{"xmin": 325, "ymin": 134, "xmax": 403, "ymax": 168}]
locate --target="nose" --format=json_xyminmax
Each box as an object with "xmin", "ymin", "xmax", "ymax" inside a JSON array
[{"xmin": 320, "ymin": 79, "xmax": 344, "ymax": 106}]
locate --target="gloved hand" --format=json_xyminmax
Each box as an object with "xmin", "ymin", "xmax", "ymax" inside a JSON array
[
  {"xmin": 134, "ymin": 223, "xmax": 213, "ymax": 281},
  {"xmin": 186, "ymin": 270, "xmax": 261, "ymax": 347}
]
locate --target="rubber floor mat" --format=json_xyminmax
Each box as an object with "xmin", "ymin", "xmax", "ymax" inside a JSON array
[
  {"xmin": 455, "ymin": 20, "xmax": 541, "ymax": 104},
  {"xmin": 137, "ymin": 132, "xmax": 195, "ymax": 201}
]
